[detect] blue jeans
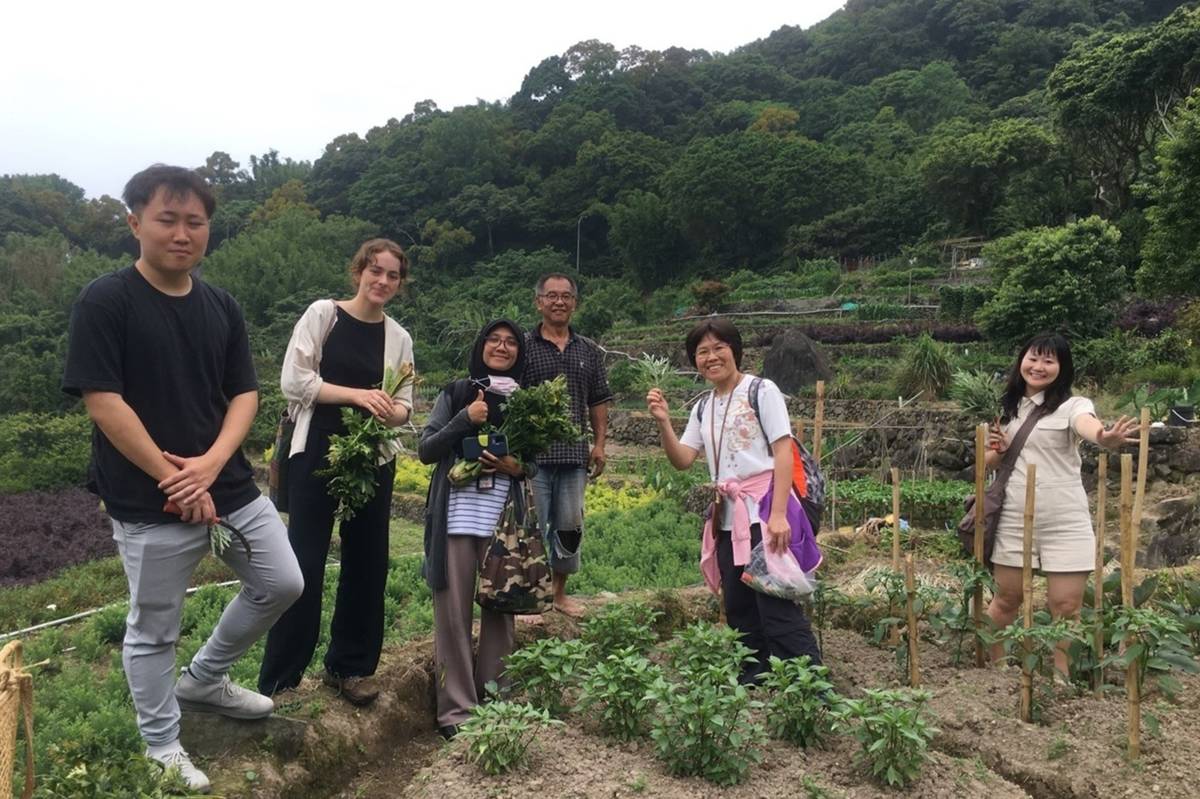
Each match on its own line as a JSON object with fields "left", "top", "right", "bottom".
{"left": 531, "top": 465, "right": 586, "bottom": 574}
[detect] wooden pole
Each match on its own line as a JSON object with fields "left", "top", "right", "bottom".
{"left": 1130, "top": 406, "right": 1151, "bottom": 538}
{"left": 905, "top": 553, "right": 921, "bottom": 688}
{"left": 1093, "top": 455, "right": 1107, "bottom": 696}
{"left": 974, "top": 423, "right": 988, "bottom": 667}
{"left": 1120, "top": 454, "right": 1140, "bottom": 759}
{"left": 813, "top": 380, "right": 826, "bottom": 463}
{"left": 1019, "top": 464, "right": 1036, "bottom": 724}
{"left": 891, "top": 467, "right": 902, "bottom": 572}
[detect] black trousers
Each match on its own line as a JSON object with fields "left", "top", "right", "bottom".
{"left": 716, "top": 525, "right": 822, "bottom": 684}
{"left": 258, "top": 426, "right": 395, "bottom": 695}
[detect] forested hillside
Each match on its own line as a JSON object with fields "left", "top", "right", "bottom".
{"left": 3, "top": 0, "right": 1200, "bottom": 491}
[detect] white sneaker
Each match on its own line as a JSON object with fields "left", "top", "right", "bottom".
{"left": 175, "top": 668, "right": 274, "bottom": 719}
{"left": 146, "top": 747, "right": 211, "bottom": 794}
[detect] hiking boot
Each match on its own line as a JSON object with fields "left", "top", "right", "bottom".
{"left": 322, "top": 669, "right": 379, "bottom": 706}
{"left": 175, "top": 668, "right": 274, "bottom": 719}
{"left": 146, "top": 746, "right": 211, "bottom": 794}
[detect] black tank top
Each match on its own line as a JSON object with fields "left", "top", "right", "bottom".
{"left": 312, "top": 307, "right": 385, "bottom": 433}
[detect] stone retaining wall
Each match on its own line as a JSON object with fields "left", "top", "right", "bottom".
{"left": 609, "top": 405, "right": 1200, "bottom": 486}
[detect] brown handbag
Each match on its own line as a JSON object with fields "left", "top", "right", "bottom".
{"left": 957, "top": 405, "right": 1047, "bottom": 566}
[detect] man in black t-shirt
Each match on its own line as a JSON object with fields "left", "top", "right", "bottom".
{"left": 62, "top": 165, "right": 303, "bottom": 793}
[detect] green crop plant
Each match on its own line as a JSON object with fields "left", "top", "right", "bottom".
{"left": 1102, "top": 605, "right": 1198, "bottom": 701}
{"left": 841, "top": 688, "right": 938, "bottom": 789}
{"left": 935, "top": 561, "right": 997, "bottom": 666}
{"left": 580, "top": 600, "right": 662, "bottom": 658}
{"left": 996, "top": 612, "right": 1086, "bottom": 722}
{"left": 663, "top": 622, "right": 757, "bottom": 685}
{"left": 646, "top": 674, "right": 765, "bottom": 786}
{"left": 457, "top": 700, "right": 562, "bottom": 775}
{"left": 757, "top": 655, "right": 845, "bottom": 748}
{"left": 502, "top": 638, "right": 592, "bottom": 717}
{"left": 577, "top": 646, "right": 662, "bottom": 740}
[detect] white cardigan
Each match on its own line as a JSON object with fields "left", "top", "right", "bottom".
{"left": 280, "top": 299, "right": 415, "bottom": 463}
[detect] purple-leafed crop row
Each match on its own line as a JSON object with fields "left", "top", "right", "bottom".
{"left": 0, "top": 488, "right": 114, "bottom": 587}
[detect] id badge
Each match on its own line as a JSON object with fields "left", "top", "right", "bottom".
{"left": 477, "top": 474, "right": 495, "bottom": 491}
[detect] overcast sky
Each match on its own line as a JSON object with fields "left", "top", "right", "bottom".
{"left": 2, "top": 1, "right": 845, "bottom": 200}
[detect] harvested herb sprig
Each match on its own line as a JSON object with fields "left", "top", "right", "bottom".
{"left": 322, "top": 363, "right": 417, "bottom": 522}
{"left": 449, "top": 375, "right": 579, "bottom": 485}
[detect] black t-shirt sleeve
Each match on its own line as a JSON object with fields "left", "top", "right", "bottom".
{"left": 62, "top": 290, "right": 126, "bottom": 397}
{"left": 221, "top": 296, "right": 258, "bottom": 397}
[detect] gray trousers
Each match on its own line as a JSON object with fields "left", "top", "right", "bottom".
{"left": 432, "top": 535, "right": 514, "bottom": 727}
{"left": 112, "top": 495, "right": 304, "bottom": 746}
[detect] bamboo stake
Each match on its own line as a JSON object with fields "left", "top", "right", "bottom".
{"left": 1094, "top": 455, "right": 1107, "bottom": 696}
{"left": 888, "top": 467, "right": 903, "bottom": 646}
{"left": 813, "top": 380, "right": 826, "bottom": 463}
{"left": 891, "top": 467, "right": 902, "bottom": 572}
{"left": 1130, "top": 406, "right": 1150, "bottom": 536}
{"left": 1120, "top": 454, "right": 1140, "bottom": 759}
{"left": 974, "top": 422, "right": 988, "bottom": 668}
{"left": 1019, "top": 464, "right": 1036, "bottom": 724}
{"left": 905, "top": 553, "right": 921, "bottom": 688}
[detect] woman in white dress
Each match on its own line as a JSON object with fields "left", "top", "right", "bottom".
{"left": 984, "top": 332, "right": 1139, "bottom": 675}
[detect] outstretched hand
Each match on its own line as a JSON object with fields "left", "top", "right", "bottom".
{"left": 1098, "top": 415, "right": 1141, "bottom": 450}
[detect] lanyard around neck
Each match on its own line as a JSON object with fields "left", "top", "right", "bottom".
{"left": 709, "top": 383, "right": 737, "bottom": 482}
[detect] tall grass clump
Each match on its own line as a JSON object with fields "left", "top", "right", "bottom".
{"left": 894, "top": 333, "right": 954, "bottom": 400}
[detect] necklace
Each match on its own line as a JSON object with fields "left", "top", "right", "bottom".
{"left": 708, "top": 380, "right": 737, "bottom": 518}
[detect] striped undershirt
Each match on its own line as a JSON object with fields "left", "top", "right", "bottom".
{"left": 446, "top": 474, "right": 511, "bottom": 537}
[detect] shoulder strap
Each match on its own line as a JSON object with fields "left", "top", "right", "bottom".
{"left": 747, "top": 377, "right": 769, "bottom": 443}
{"left": 696, "top": 391, "right": 711, "bottom": 424}
{"left": 993, "top": 405, "right": 1048, "bottom": 487}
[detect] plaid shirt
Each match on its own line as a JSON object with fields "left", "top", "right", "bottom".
{"left": 523, "top": 324, "right": 612, "bottom": 466}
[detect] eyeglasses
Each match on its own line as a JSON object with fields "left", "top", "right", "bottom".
{"left": 485, "top": 335, "right": 519, "bottom": 348}
{"left": 538, "top": 292, "right": 576, "bottom": 303}
{"left": 694, "top": 343, "right": 731, "bottom": 360}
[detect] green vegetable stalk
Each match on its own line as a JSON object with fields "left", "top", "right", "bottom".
{"left": 321, "top": 363, "right": 417, "bottom": 523}
{"left": 448, "top": 375, "right": 579, "bottom": 487}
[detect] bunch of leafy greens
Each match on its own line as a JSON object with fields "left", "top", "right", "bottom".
{"left": 449, "top": 374, "right": 578, "bottom": 485}
{"left": 321, "top": 363, "right": 417, "bottom": 522}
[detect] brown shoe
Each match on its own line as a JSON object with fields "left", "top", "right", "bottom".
{"left": 322, "top": 670, "right": 379, "bottom": 707}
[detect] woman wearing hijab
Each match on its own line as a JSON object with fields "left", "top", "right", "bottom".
{"left": 418, "top": 319, "right": 530, "bottom": 740}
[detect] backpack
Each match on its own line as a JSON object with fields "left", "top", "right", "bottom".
{"left": 696, "top": 377, "right": 826, "bottom": 533}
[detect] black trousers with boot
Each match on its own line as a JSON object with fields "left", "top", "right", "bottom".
{"left": 716, "top": 524, "right": 822, "bottom": 684}
{"left": 258, "top": 426, "right": 395, "bottom": 695}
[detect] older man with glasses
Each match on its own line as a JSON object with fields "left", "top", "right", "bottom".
{"left": 523, "top": 273, "right": 612, "bottom": 616}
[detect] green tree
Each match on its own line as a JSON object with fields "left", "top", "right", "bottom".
{"left": 1046, "top": 6, "right": 1200, "bottom": 212}
{"left": 661, "top": 131, "right": 865, "bottom": 266}
{"left": 976, "top": 216, "right": 1127, "bottom": 346}
{"left": 200, "top": 209, "right": 377, "bottom": 326}
{"left": 1137, "top": 91, "right": 1200, "bottom": 295}
{"left": 608, "top": 190, "right": 687, "bottom": 290}
{"left": 918, "top": 118, "right": 1063, "bottom": 235}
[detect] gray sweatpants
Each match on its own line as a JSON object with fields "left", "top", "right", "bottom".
{"left": 112, "top": 495, "right": 304, "bottom": 746}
